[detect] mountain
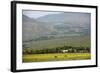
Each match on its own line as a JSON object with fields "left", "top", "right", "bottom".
{"left": 23, "top": 12, "right": 91, "bottom": 42}
{"left": 22, "top": 15, "right": 55, "bottom": 41}
{"left": 37, "top": 12, "right": 90, "bottom": 36}
{"left": 22, "top": 12, "right": 91, "bottom": 49}
{"left": 38, "top": 12, "right": 90, "bottom": 26}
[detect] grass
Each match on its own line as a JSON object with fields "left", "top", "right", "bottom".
{"left": 23, "top": 53, "right": 91, "bottom": 63}
{"left": 24, "top": 36, "right": 90, "bottom": 50}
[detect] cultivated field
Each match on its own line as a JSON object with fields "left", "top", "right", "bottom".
{"left": 23, "top": 53, "right": 91, "bottom": 63}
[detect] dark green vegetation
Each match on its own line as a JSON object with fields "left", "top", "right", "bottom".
{"left": 23, "top": 46, "right": 90, "bottom": 54}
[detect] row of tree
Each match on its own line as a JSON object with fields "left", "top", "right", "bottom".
{"left": 23, "top": 46, "right": 90, "bottom": 54}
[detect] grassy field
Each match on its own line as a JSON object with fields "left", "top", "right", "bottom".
{"left": 23, "top": 53, "right": 91, "bottom": 63}
{"left": 24, "top": 36, "right": 90, "bottom": 49}
{"left": 23, "top": 36, "right": 91, "bottom": 63}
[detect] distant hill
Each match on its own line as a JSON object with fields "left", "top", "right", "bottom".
{"left": 23, "top": 12, "right": 91, "bottom": 42}
{"left": 37, "top": 12, "right": 91, "bottom": 25}
{"left": 22, "top": 15, "right": 55, "bottom": 41}
{"left": 37, "top": 12, "right": 90, "bottom": 36}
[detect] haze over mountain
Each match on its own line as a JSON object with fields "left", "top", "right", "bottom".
{"left": 37, "top": 12, "right": 91, "bottom": 36}
{"left": 22, "top": 15, "right": 55, "bottom": 41}
{"left": 22, "top": 12, "right": 91, "bottom": 42}
{"left": 37, "top": 12, "right": 91, "bottom": 25}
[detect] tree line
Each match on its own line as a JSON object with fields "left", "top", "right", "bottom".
{"left": 23, "top": 46, "right": 90, "bottom": 54}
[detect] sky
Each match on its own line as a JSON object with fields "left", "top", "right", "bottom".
{"left": 22, "top": 10, "right": 61, "bottom": 19}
